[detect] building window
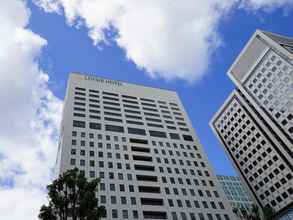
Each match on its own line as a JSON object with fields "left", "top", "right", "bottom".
{"left": 73, "top": 120, "right": 85, "bottom": 128}
{"left": 149, "top": 130, "right": 167, "bottom": 138}
{"left": 112, "top": 209, "right": 118, "bottom": 218}
{"left": 128, "top": 127, "right": 146, "bottom": 135}
{"left": 105, "top": 124, "right": 124, "bottom": 133}
{"left": 122, "top": 210, "right": 128, "bottom": 219}
{"left": 170, "top": 133, "right": 180, "bottom": 140}
{"left": 89, "top": 122, "right": 101, "bottom": 130}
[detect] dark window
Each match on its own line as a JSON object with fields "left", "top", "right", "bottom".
{"left": 143, "top": 107, "right": 158, "bottom": 112}
{"left": 104, "top": 111, "right": 122, "bottom": 117}
{"left": 102, "top": 91, "right": 118, "bottom": 97}
{"left": 89, "top": 122, "right": 101, "bottom": 130}
{"left": 141, "top": 198, "right": 163, "bottom": 206}
{"left": 145, "top": 117, "right": 161, "bottom": 122}
{"left": 136, "top": 175, "right": 158, "bottom": 182}
{"left": 147, "top": 123, "right": 163, "bottom": 128}
{"left": 138, "top": 186, "right": 160, "bottom": 193}
{"left": 144, "top": 112, "right": 160, "bottom": 117}
{"left": 89, "top": 99, "right": 99, "bottom": 103}
{"left": 73, "top": 120, "right": 85, "bottom": 128}
{"left": 89, "top": 115, "right": 100, "bottom": 120}
{"left": 130, "top": 138, "right": 148, "bottom": 144}
{"left": 74, "top": 96, "right": 85, "bottom": 101}
{"left": 125, "top": 114, "right": 142, "bottom": 119}
{"left": 104, "top": 117, "right": 123, "bottom": 123}
{"left": 89, "top": 104, "right": 99, "bottom": 108}
{"left": 170, "top": 133, "right": 180, "bottom": 140}
{"left": 89, "top": 89, "right": 99, "bottom": 93}
{"left": 133, "top": 155, "right": 152, "bottom": 162}
{"left": 131, "top": 146, "right": 150, "bottom": 153}
{"left": 141, "top": 102, "right": 156, "bottom": 107}
{"left": 73, "top": 113, "right": 85, "bottom": 117}
{"left": 140, "top": 98, "right": 155, "bottom": 102}
{"left": 74, "top": 101, "right": 85, "bottom": 106}
{"left": 134, "top": 164, "right": 155, "bottom": 171}
{"left": 89, "top": 94, "right": 99, "bottom": 98}
{"left": 75, "top": 92, "right": 85, "bottom": 96}
{"left": 122, "top": 95, "right": 137, "bottom": 99}
{"left": 126, "top": 120, "right": 144, "bottom": 125}
{"left": 183, "top": 135, "right": 193, "bottom": 141}
{"left": 128, "top": 127, "right": 146, "bottom": 135}
{"left": 75, "top": 87, "right": 86, "bottom": 91}
{"left": 89, "top": 109, "right": 100, "bottom": 114}
{"left": 104, "top": 106, "right": 120, "bottom": 111}
{"left": 103, "top": 101, "right": 120, "bottom": 106}
{"left": 149, "top": 130, "right": 167, "bottom": 138}
{"left": 105, "top": 124, "right": 124, "bottom": 133}
{"left": 143, "top": 211, "right": 167, "bottom": 219}
{"left": 125, "top": 109, "right": 141, "bottom": 114}
{"left": 122, "top": 99, "right": 138, "bottom": 104}
{"left": 103, "top": 96, "right": 119, "bottom": 101}
{"left": 124, "top": 104, "right": 139, "bottom": 109}
{"left": 74, "top": 107, "right": 85, "bottom": 112}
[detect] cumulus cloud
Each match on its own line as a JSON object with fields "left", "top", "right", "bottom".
{"left": 34, "top": 0, "right": 235, "bottom": 81}
{"left": 34, "top": 0, "right": 293, "bottom": 82}
{"left": 0, "top": 0, "right": 62, "bottom": 219}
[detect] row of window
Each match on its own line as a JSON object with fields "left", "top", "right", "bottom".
{"left": 98, "top": 194, "right": 225, "bottom": 210}
{"left": 75, "top": 87, "right": 179, "bottom": 109}
{"left": 103, "top": 209, "right": 231, "bottom": 220}
{"left": 72, "top": 120, "right": 193, "bottom": 141}
{"left": 71, "top": 142, "right": 201, "bottom": 158}
{"left": 70, "top": 157, "right": 210, "bottom": 177}
{"left": 72, "top": 130, "right": 197, "bottom": 150}
{"left": 70, "top": 150, "right": 205, "bottom": 169}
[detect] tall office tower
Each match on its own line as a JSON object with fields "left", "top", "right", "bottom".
{"left": 217, "top": 175, "right": 255, "bottom": 219}
{"left": 56, "top": 73, "right": 235, "bottom": 220}
{"left": 210, "top": 30, "right": 293, "bottom": 220}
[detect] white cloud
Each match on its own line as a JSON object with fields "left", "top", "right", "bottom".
{"left": 34, "top": 0, "right": 235, "bottom": 81}
{"left": 239, "top": 0, "right": 293, "bottom": 10}
{"left": 34, "top": 0, "right": 292, "bottom": 82}
{"left": 0, "top": 0, "right": 63, "bottom": 219}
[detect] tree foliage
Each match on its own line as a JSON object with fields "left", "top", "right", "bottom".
{"left": 39, "top": 168, "right": 105, "bottom": 220}
{"left": 233, "top": 204, "right": 275, "bottom": 220}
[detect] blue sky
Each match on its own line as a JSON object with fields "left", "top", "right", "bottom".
{"left": 0, "top": 0, "right": 293, "bottom": 219}
{"left": 27, "top": 1, "right": 293, "bottom": 175}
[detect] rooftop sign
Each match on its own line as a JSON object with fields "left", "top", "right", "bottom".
{"left": 84, "top": 75, "right": 123, "bottom": 86}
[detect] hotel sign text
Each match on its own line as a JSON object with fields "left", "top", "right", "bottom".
{"left": 84, "top": 76, "right": 123, "bottom": 86}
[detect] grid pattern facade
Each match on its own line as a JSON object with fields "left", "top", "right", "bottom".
{"left": 243, "top": 48, "right": 293, "bottom": 147}
{"left": 212, "top": 92, "right": 293, "bottom": 212}
{"left": 217, "top": 175, "right": 254, "bottom": 213}
{"left": 57, "top": 73, "right": 235, "bottom": 220}
{"left": 211, "top": 30, "right": 293, "bottom": 218}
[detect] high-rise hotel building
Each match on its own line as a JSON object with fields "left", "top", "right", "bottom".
{"left": 210, "top": 30, "right": 293, "bottom": 219}
{"left": 56, "top": 73, "right": 235, "bottom": 220}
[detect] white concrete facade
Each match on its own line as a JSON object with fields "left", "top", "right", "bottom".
{"left": 57, "top": 73, "right": 235, "bottom": 220}
{"left": 210, "top": 30, "right": 293, "bottom": 219}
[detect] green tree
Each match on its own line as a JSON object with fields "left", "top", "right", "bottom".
{"left": 38, "top": 168, "right": 106, "bottom": 220}
{"left": 262, "top": 205, "right": 275, "bottom": 220}
{"left": 248, "top": 205, "right": 261, "bottom": 220}
{"left": 246, "top": 204, "right": 275, "bottom": 220}
{"left": 233, "top": 207, "right": 249, "bottom": 220}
